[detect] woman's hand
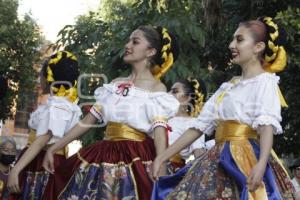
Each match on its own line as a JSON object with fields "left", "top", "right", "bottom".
{"left": 7, "top": 168, "right": 21, "bottom": 193}
{"left": 42, "top": 150, "right": 55, "bottom": 174}
{"left": 247, "top": 161, "right": 267, "bottom": 192}
{"left": 152, "top": 155, "right": 164, "bottom": 181}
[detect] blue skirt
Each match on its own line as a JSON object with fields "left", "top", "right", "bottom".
{"left": 154, "top": 140, "right": 295, "bottom": 200}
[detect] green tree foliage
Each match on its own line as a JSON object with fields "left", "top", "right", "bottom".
{"left": 54, "top": 0, "right": 300, "bottom": 154}
{"left": 274, "top": 7, "right": 300, "bottom": 156}
{"left": 0, "top": 0, "right": 44, "bottom": 121}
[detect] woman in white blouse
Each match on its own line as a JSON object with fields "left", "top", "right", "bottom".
{"left": 153, "top": 17, "right": 296, "bottom": 199}
{"left": 7, "top": 51, "right": 82, "bottom": 200}
{"left": 42, "top": 26, "right": 180, "bottom": 200}
{"left": 152, "top": 78, "right": 215, "bottom": 200}
{"left": 167, "top": 78, "right": 214, "bottom": 172}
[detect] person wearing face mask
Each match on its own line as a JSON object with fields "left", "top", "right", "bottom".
{"left": 41, "top": 25, "right": 180, "bottom": 200}
{"left": 0, "top": 137, "right": 17, "bottom": 200}
{"left": 152, "top": 17, "right": 296, "bottom": 199}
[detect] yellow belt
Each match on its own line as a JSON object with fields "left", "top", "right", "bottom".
{"left": 216, "top": 121, "right": 268, "bottom": 199}
{"left": 104, "top": 122, "right": 146, "bottom": 141}
{"left": 215, "top": 120, "right": 258, "bottom": 144}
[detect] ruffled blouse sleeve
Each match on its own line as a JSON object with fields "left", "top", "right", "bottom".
{"left": 89, "top": 84, "right": 113, "bottom": 124}
{"left": 33, "top": 96, "right": 82, "bottom": 138}
{"left": 186, "top": 83, "right": 227, "bottom": 136}
{"left": 251, "top": 74, "right": 282, "bottom": 134}
{"left": 146, "top": 93, "right": 180, "bottom": 131}
{"left": 28, "top": 104, "right": 47, "bottom": 129}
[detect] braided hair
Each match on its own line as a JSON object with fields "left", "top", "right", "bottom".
{"left": 41, "top": 51, "right": 79, "bottom": 102}
{"left": 178, "top": 78, "right": 206, "bottom": 117}
{"left": 137, "top": 26, "right": 179, "bottom": 79}
{"left": 0, "top": 75, "right": 8, "bottom": 100}
{"left": 239, "top": 17, "right": 287, "bottom": 73}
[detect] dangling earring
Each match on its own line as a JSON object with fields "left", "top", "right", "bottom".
{"left": 145, "top": 59, "right": 151, "bottom": 69}
{"left": 181, "top": 105, "right": 189, "bottom": 113}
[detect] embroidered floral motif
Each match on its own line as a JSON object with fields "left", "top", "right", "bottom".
{"left": 59, "top": 162, "right": 152, "bottom": 200}
{"left": 167, "top": 143, "right": 295, "bottom": 200}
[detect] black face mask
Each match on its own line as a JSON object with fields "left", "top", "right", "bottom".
{"left": 0, "top": 154, "right": 16, "bottom": 166}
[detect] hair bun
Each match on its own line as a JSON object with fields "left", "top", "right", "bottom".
{"left": 47, "top": 51, "right": 79, "bottom": 86}
{"left": 46, "top": 51, "right": 79, "bottom": 102}
{"left": 258, "top": 17, "right": 287, "bottom": 73}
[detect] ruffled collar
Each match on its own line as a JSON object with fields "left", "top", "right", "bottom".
{"left": 221, "top": 72, "right": 279, "bottom": 90}
{"left": 170, "top": 116, "right": 196, "bottom": 121}
{"left": 102, "top": 82, "right": 171, "bottom": 98}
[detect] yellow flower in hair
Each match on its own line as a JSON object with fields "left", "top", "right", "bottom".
{"left": 51, "top": 81, "right": 78, "bottom": 103}
{"left": 52, "top": 85, "right": 67, "bottom": 96}
{"left": 67, "top": 86, "right": 78, "bottom": 103}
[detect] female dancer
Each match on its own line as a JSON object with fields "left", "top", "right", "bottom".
{"left": 167, "top": 78, "right": 214, "bottom": 172}
{"left": 42, "top": 26, "right": 179, "bottom": 200}
{"left": 7, "top": 51, "right": 82, "bottom": 199}
{"left": 152, "top": 78, "right": 215, "bottom": 200}
{"left": 153, "top": 17, "right": 296, "bottom": 199}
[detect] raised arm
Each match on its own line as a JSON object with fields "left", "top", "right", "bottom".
{"left": 153, "top": 128, "right": 202, "bottom": 179}
{"left": 7, "top": 133, "right": 52, "bottom": 193}
{"left": 42, "top": 112, "right": 97, "bottom": 173}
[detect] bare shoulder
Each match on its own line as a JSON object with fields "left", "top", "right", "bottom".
{"left": 111, "top": 77, "right": 130, "bottom": 84}
{"left": 151, "top": 81, "right": 167, "bottom": 92}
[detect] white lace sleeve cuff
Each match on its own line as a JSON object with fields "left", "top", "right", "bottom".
{"left": 90, "top": 104, "right": 105, "bottom": 123}
{"left": 150, "top": 116, "right": 168, "bottom": 131}
{"left": 252, "top": 115, "right": 283, "bottom": 135}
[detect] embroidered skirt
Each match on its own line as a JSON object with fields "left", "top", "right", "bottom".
{"left": 42, "top": 136, "right": 156, "bottom": 200}
{"left": 9, "top": 149, "right": 66, "bottom": 200}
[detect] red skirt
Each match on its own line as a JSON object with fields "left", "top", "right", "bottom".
{"left": 9, "top": 148, "right": 66, "bottom": 200}
{"left": 43, "top": 136, "right": 156, "bottom": 200}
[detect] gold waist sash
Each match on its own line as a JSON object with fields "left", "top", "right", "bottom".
{"left": 216, "top": 120, "right": 268, "bottom": 199}
{"left": 215, "top": 120, "right": 257, "bottom": 144}
{"left": 104, "top": 122, "right": 146, "bottom": 142}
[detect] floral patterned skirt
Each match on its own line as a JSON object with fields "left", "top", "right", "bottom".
{"left": 166, "top": 140, "right": 295, "bottom": 200}
{"left": 9, "top": 149, "right": 66, "bottom": 200}
{"left": 42, "top": 137, "right": 156, "bottom": 200}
